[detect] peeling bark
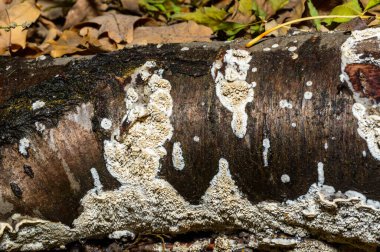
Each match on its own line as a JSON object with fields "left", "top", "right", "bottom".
{"left": 0, "top": 29, "right": 379, "bottom": 251}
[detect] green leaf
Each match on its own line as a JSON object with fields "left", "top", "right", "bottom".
{"left": 364, "top": 0, "right": 380, "bottom": 11}
{"left": 249, "top": 24, "right": 263, "bottom": 34}
{"left": 269, "top": 0, "right": 289, "bottom": 12}
{"left": 217, "top": 22, "right": 248, "bottom": 39}
{"left": 138, "top": 0, "right": 181, "bottom": 19}
{"left": 252, "top": 1, "right": 267, "bottom": 19}
{"left": 307, "top": 0, "right": 321, "bottom": 30}
{"left": 323, "top": 0, "right": 362, "bottom": 25}
{"left": 173, "top": 6, "right": 227, "bottom": 31}
{"left": 239, "top": 0, "right": 253, "bottom": 16}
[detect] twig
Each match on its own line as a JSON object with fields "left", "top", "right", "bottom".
{"left": 245, "top": 15, "right": 376, "bottom": 47}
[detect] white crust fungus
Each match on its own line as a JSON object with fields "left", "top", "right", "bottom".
{"left": 262, "top": 138, "right": 270, "bottom": 167}
{"left": 281, "top": 174, "right": 290, "bottom": 183}
{"left": 18, "top": 138, "right": 30, "bottom": 156}
{"left": 172, "top": 142, "right": 185, "bottom": 170}
{"left": 352, "top": 103, "right": 380, "bottom": 160}
{"left": 288, "top": 46, "right": 297, "bottom": 52}
{"left": 32, "top": 100, "right": 45, "bottom": 110}
{"left": 304, "top": 91, "right": 313, "bottom": 100}
{"left": 35, "top": 122, "right": 46, "bottom": 133}
{"left": 317, "top": 162, "right": 324, "bottom": 186}
{"left": 279, "top": 99, "right": 293, "bottom": 109}
{"left": 100, "top": 118, "right": 112, "bottom": 130}
{"left": 90, "top": 168, "right": 103, "bottom": 194}
{"left": 212, "top": 49, "right": 253, "bottom": 138}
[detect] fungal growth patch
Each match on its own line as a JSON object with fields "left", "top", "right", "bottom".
{"left": 317, "top": 162, "right": 324, "bottom": 186}
{"left": 100, "top": 118, "right": 112, "bottom": 130}
{"left": 172, "top": 142, "right": 185, "bottom": 170}
{"left": 90, "top": 168, "right": 103, "bottom": 194}
{"left": 352, "top": 103, "right": 380, "bottom": 160}
{"left": 262, "top": 138, "right": 270, "bottom": 167}
{"left": 304, "top": 91, "right": 313, "bottom": 100}
{"left": 341, "top": 28, "right": 380, "bottom": 160}
{"left": 281, "top": 174, "right": 290, "bottom": 183}
{"left": 288, "top": 46, "right": 297, "bottom": 52}
{"left": 212, "top": 49, "right": 254, "bottom": 138}
{"left": 18, "top": 138, "right": 30, "bottom": 156}
{"left": 102, "top": 61, "right": 173, "bottom": 183}
{"left": 35, "top": 122, "right": 46, "bottom": 132}
{"left": 32, "top": 100, "right": 45, "bottom": 110}
{"left": 279, "top": 99, "right": 293, "bottom": 109}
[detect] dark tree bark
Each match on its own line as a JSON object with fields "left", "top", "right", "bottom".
{"left": 0, "top": 29, "right": 379, "bottom": 251}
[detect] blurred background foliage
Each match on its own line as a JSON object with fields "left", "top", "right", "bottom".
{"left": 0, "top": 0, "right": 379, "bottom": 57}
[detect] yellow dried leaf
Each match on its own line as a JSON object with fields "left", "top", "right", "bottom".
{"left": 49, "top": 30, "right": 87, "bottom": 58}
{"left": 0, "top": 1, "right": 40, "bottom": 52}
{"left": 97, "top": 36, "right": 117, "bottom": 51}
{"left": 132, "top": 21, "right": 212, "bottom": 44}
{"left": 80, "top": 27, "right": 101, "bottom": 46}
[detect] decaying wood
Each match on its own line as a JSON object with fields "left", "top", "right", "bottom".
{"left": 0, "top": 28, "right": 379, "bottom": 251}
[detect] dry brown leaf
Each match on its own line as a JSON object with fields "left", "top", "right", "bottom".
{"left": 265, "top": 19, "right": 288, "bottom": 36}
{"left": 37, "top": 0, "right": 65, "bottom": 20}
{"left": 226, "top": 13, "right": 256, "bottom": 24}
{"left": 81, "top": 27, "right": 118, "bottom": 51}
{"left": 49, "top": 30, "right": 87, "bottom": 58}
{"left": 368, "top": 18, "right": 380, "bottom": 27}
{"left": 335, "top": 17, "right": 370, "bottom": 31}
{"left": 96, "top": 36, "right": 117, "bottom": 51}
{"left": 254, "top": 0, "right": 281, "bottom": 18}
{"left": 0, "top": 1, "right": 40, "bottom": 53}
{"left": 78, "top": 13, "right": 141, "bottom": 44}
{"left": 276, "top": 0, "right": 306, "bottom": 24}
{"left": 120, "top": 0, "right": 141, "bottom": 14}
{"left": 79, "top": 26, "right": 101, "bottom": 46}
{"left": 38, "top": 17, "right": 61, "bottom": 51}
{"left": 214, "top": 0, "right": 234, "bottom": 9}
{"left": 360, "top": 0, "right": 380, "bottom": 15}
{"left": 0, "top": 1, "right": 5, "bottom": 13}
{"left": 63, "top": 0, "right": 99, "bottom": 29}
{"left": 0, "top": 36, "right": 8, "bottom": 55}
{"left": 132, "top": 21, "right": 212, "bottom": 44}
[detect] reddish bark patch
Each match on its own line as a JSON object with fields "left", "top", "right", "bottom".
{"left": 345, "top": 63, "right": 380, "bottom": 103}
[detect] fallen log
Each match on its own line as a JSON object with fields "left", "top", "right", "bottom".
{"left": 0, "top": 28, "right": 379, "bottom": 251}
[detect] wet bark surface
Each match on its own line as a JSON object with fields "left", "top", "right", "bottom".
{"left": 0, "top": 31, "right": 379, "bottom": 230}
